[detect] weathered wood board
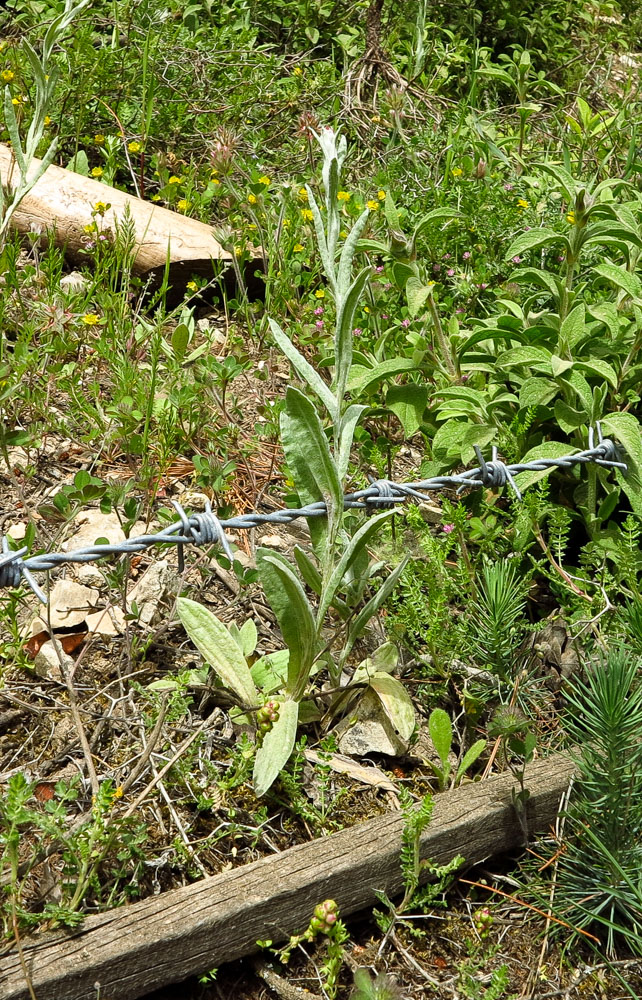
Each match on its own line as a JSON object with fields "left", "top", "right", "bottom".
{"left": 0, "top": 143, "right": 261, "bottom": 289}
{"left": 0, "top": 753, "right": 575, "bottom": 1000}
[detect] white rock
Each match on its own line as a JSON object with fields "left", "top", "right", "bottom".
{"left": 33, "top": 639, "right": 73, "bottom": 682}
{"left": 127, "top": 560, "right": 179, "bottom": 626}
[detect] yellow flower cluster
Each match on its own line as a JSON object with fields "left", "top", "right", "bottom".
{"left": 451, "top": 167, "right": 463, "bottom": 178}
{"left": 517, "top": 198, "right": 529, "bottom": 209}
{"left": 301, "top": 208, "right": 314, "bottom": 221}
{"left": 337, "top": 191, "right": 351, "bottom": 201}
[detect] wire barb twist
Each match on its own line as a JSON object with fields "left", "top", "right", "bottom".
{"left": 0, "top": 425, "right": 628, "bottom": 605}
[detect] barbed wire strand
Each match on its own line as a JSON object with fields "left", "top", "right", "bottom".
{"left": 0, "top": 426, "right": 627, "bottom": 605}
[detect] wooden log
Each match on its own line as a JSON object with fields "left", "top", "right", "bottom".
{"left": 0, "top": 753, "right": 574, "bottom": 1000}
{"left": 0, "top": 143, "right": 262, "bottom": 291}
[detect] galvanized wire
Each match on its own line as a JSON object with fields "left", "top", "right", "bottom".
{"left": 0, "top": 425, "right": 627, "bottom": 605}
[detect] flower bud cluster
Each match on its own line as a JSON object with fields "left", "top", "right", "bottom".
{"left": 305, "top": 899, "right": 339, "bottom": 939}
{"left": 474, "top": 906, "right": 493, "bottom": 939}
{"left": 256, "top": 699, "right": 280, "bottom": 738}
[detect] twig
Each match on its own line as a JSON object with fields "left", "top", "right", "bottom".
{"left": 252, "top": 957, "right": 323, "bottom": 1000}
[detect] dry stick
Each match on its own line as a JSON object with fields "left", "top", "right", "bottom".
{"left": 121, "top": 707, "right": 220, "bottom": 822}
{"left": 119, "top": 695, "right": 169, "bottom": 795}
{"left": 251, "top": 958, "right": 323, "bottom": 1000}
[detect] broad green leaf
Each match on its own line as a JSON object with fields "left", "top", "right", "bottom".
{"left": 353, "top": 642, "right": 399, "bottom": 684}
{"left": 554, "top": 399, "right": 587, "bottom": 434}
{"left": 177, "top": 598, "right": 257, "bottom": 706}
{"left": 513, "top": 267, "right": 561, "bottom": 298}
{"left": 601, "top": 412, "right": 642, "bottom": 471}
{"left": 238, "top": 619, "right": 258, "bottom": 657}
{"left": 559, "top": 369, "right": 593, "bottom": 412}
{"left": 405, "top": 276, "right": 432, "bottom": 317}
{"left": 584, "top": 221, "right": 642, "bottom": 250}
{"left": 458, "top": 327, "right": 527, "bottom": 357}
{"left": 551, "top": 355, "right": 574, "bottom": 377}
{"left": 455, "top": 740, "right": 487, "bottom": 784}
{"left": 346, "top": 357, "right": 417, "bottom": 396}
{"left": 536, "top": 162, "right": 578, "bottom": 202}
{"left": 251, "top": 649, "right": 290, "bottom": 693}
{"left": 505, "top": 229, "right": 569, "bottom": 261}
{"left": 386, "top": 383, "right": 428, "bottom": 437}
{"left": 171, "top": 323, "right": 190, "bottom": 359}
{"left": 257, "top": 549, "right": 316, "bottom": 697}
{"left": 519, "top": 377, "right": 558, "bottom": 408}
{"left": 370, "top": 674, "right": 415, "bottom": 742}
{"left": 318, "top": 510, "right": 394, "bottom": 623}
{"left": 513, "top": 441, "right": 577, "bottom": 492}
{"left": 428, "top": 708, "right": 452, "bottom": 768}
{"left": 575, "top": 359, "right": 618, "bottom": 388}
{"left": 280, "top": 386, "right": 342, "bottom": 527}
{"left": 497, "top": 345, "right": 552, "bottom": 368}
{"left": 412, "top": 207, "right": 460, "bottom": 244}
{"left": 593, "top": 261, "right": 642, "bottom": 302}
{"left": 384, "top": 191, "right": 402, "bottom": 231}
{"left": 253, "top": 700, "right": 299, "bottom": 796}
{"left": 558, "top": 303, "right": 585, "bottom": 352}
{"left": 268, "top": 318, "right": 337, "bottom": 420}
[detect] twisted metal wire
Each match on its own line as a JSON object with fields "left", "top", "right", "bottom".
{"left": 0, "top": 427, "right": 627, "bottom": 605}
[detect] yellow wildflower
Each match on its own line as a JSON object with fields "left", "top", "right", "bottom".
{"left": 210, "top": 177, "right": 220, "bottom": 185}
{"left": 44, "top": 115, "right": 52, "bottom": 126}
{"left": 187, "top": 281, "right": 198, "bottom": 292}
{"left": 337, "top": 191, "right": 351, "bottom": 201}
{"left": 234, "top": 246, "right": 244, "bottom": 256}
{"left": 315, "top": 289, "right": 325, "bottom": 299}
{"left": 94, "top": 134, "right": 105, "bottom": 145}
{"left": 293, "top": 66, "right": 303, "bottom": 76}
{"left": 114, "top": 786, "right": 123, "bottom": 799}
{"left": 451, "top": 167, "right": 463, "bottom": 177}
{"left": 248, "top": 193, "right": 257, "bottom": 204}
{"left": 293, "top": 244, "right": 305, "bottom": 252}
{"left": 377, "top": 189, "right": 386, "bottom": 200}
{"left": 128, "top": 141, "right": 141, "bottom": 153}
{"left": 93, "top": 201, "right": 108, "bottom": 214}
{"left": 340, "top": 229, "right": 348, "bottom": 238}
{"left": 367, "top": 200, "right": 379, "bottom": 210}
{"left": 83, "top": 223, "right": 97, "bottom": 234}
{"left": 371, "top": 115, "right": 381, "bottom": 123}
{"left": 258, "top": 175, "right": 270, "bottom": 186}
{"left": 82, "top": 313, "right": 100, "bottom": 325}
{"left": 363, "top": 305, "right": 370, "bottom": 313}
{"left": 91, "top": 167, "right": 103, "bottom": 178}
{"left": 301, "top": 208, "right": 313, "bottom": 221}
{"left": 517, "top": 198, "right": 529, "bottom": 209}
{"left": 168, "top": 175, "right": 182, "bottom": 185}
{"left": 299, "top": 187, "right": 308, "bottom": 200}
{"left": 1, "top": 69, "right": 14, "bottom": 83}
{"left": 177, "top": 199, "right": 191, "bottom": 211}
{"left": 151, "top": 194, "right": 161, "bottom": 202}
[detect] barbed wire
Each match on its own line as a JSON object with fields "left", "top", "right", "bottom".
{"left": 0, "top": 425, "right": 627, "bottom": 605}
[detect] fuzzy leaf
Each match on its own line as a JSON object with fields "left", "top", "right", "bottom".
{"left": 257, "top": 548, "right": 316, "bottom": 697}
{"left": 455, "top": 740, "right": 487, "bottom": 785}
{"left": 428, "top": 708, "right": 452, "bottom": 768}
{"left": 318, "top": 510, "right": 394, "bottom": 624}
{"left": 386, "top": 383, "right": 428, "bottom": 437}
{"left": 593, "top": 261, "right": 642, "bottom": 302}
{"left": 177, "top": 598, "right": 257, "bottom": 706}
{"left": 253, "top": 700, "right": 299, "bottom": 796}
{"left": 268, "top": 318, "right": 337, "bottom": 420}
{"left": 370, "top": 674, "right": 415, "bottom": 742}
{"left": 505, "top": 228, "right": 569, "bottom": 261}
{"left": 513, "top": 441, "right": 576, "bottom": 492}
{"left": 346, "top": 357, "right": 417, "bottom": 396}
{"left": 280, "top": 386, "right": 343, "bottom": 529}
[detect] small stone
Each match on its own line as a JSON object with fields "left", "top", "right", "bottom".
{"left": 258, "top": 534, "right": 288, "bottom": 550}
{"left": 33, "top": 639, "right": 73, "bottom": 681}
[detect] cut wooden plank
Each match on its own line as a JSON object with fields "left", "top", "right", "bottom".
{"left": 0, "top": 143, "right": 262, "bottom": 289}
{"left": 0, "top": 753, "right": 574, "bottom": 1000}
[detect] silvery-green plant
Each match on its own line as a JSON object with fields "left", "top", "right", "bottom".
{"left": 0, "top": 0, "right": 91, "bottom": 247}
{"left": 178, "top": 128, "right": 411, "bottom": 796}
